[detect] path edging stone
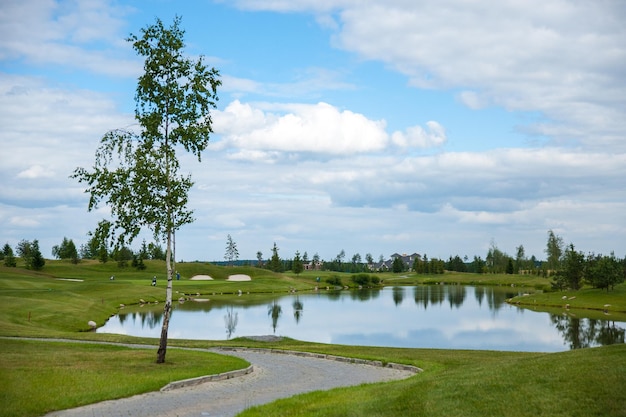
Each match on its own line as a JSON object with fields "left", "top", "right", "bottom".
{"left": 161, "top": 365, "right": 254, "bottom": 391}
{"left": 217, "top": 347, "right": 423, "bottom": 374}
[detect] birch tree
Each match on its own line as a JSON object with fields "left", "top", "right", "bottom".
{"left": 73, "top": 16, "right": 220, "bottom": 363}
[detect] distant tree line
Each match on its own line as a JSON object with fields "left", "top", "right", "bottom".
{"left": 1, "top": 230, "right": 167, "bottom": 271}
{"left": 4, "top": 229, "right": 624, "bottom": 293}
{"left": 236, "top": 230, "right": 625, "bottom": 292}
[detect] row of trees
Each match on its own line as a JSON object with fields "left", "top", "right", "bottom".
{"left": 1, "top": 240, "right": 45, "bottom": 270}
{"left": 223, "top": 230, "right": 624, "bottom": 292}
{"left": 553, "top": 244, "right": 624, "bottom": 292}
{"left": 1, "top": 235, "right": 168, "bottom": 270}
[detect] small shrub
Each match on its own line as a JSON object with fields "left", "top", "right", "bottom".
{"left": 351, "top": 273, "right": 381, "bottom": 286}
{"left": 326, "top": 275, "right": 343, "bottom": 286}
{"left": 351, "top": 273, "right": 371, "bottom": 286}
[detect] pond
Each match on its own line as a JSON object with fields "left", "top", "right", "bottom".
{"left": 97, "top": 285, "right": 626, "bottom": 352}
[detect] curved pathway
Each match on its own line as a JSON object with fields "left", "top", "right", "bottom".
{"left": 45, "top": 347, "right": 417, "bottom": 417}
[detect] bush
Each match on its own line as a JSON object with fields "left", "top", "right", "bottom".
{"left": 325, "top": 275, "right": 343, "bottom": 287}
{"left": 350, "top": 273, "right": 381, "bottom": 286}
{"left": 351, "top": 273, "right": 370, "bottom": 286}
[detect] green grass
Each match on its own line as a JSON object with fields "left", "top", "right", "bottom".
{"left": 1, "top": 261, "right": 626, "bottom": 417}
{"left": 0, "top": 338, "right": 248, "bottom": 417}
{"left": 236, "top": 343, "right": 626, "bottom": 417}
{"left": 510, "top": 284, "right": 626, "bottom": 315}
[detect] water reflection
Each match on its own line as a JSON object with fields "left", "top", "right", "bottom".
{"left": 392, "top": 287, "right": 404, "bottom": 306}
{"left": 268, "top": 300, "right": 282, "bottom": 333}
{"left": 293, "top": 296, "right": 304, "bottom": 323}
{"left": 550, "top": 313, "right": 625, "bottom": 349}
{"left": 99, "top": 286, "right": 626, "bottom": 352}
{"left": 224, "top": 306, "right": 238, "bottom": 339}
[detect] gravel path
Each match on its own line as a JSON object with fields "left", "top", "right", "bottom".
{"left": 44, "top": 347, "right": 417, "bottom": 417}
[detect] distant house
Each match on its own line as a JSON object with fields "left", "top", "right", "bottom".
{"left": 372, "top": 252, "right": 421, "bottom": 271}
{"left": 304, "top": 260, "right": 322, "bottom": 271}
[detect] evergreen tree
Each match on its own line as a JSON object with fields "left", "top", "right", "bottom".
{"left": 30, "top": 240, "right": 45, "bottom": 271}
{"left": 506, "top": 258, "right": 514, "bottom": 274}
{"left": 269, "top": 242, "right": 282, "bottom": 272}
{"left": 293, "top": 251, "right": 304, "bottom": 275}
{"left": 3, "top": 243, "right": 17, "bottom": 267}
{"left": 392, "top": 256, "right": 404, "bottom": 273}
{"left": 52, "top": 237, "right": 79, "bottom": 263}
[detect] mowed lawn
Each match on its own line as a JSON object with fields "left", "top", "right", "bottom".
{"left": 1, "top": 260, "right": 626, "bottom": 417}
{"left": 0, "top": 338, "right": 249, "bottom": 417}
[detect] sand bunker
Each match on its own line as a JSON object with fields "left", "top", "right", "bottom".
{"left": 190, "top": 275, "right": 213, "bottom": 280}
{"left": 227, "top": 274, "right": 252, "bottom": 281}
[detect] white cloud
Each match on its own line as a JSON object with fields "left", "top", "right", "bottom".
{"left": 0, "top": 73, "right": 133, "bottom": 211}
{"left": 213, "top": 100, "right": 389, "bottom": 156}
{"left": 212, "top": 100, "right": 448, "bottom": 159}
{"left": 0, "top": 0, "right": 139, "bottom": 77}
{"left": 336, "top": 1, "right": 626, "bottom": 149}
{"left": 391, "top": 121, "right": 446, "bottom": 148}
{"left": 231, "top": 0, "right": 626, "bottom": 150}
{"left": 16, "top": 165, "right": 54, "bottom": 179}
{"left": 9, "top": 215, "right": 41, "bottom": 228}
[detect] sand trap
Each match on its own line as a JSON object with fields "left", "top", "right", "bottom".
{"left": 56, "top": 278, "right": 84, "bottom": 282}
{"left": 227, "top": 274, "right": 252, "bottom": 281}
{"left": 190, "top": 275, "right": 213, "bottom": 280}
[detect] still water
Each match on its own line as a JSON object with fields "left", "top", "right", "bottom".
{"left": 97, "top": 285, "right": 625, "bottom": 352}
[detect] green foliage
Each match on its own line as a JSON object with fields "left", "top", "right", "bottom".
{"left": 413, "top": 255, "right": 445, "bottom": 274}
{"left": 52, "top": 237, "right": 79, "bottom": 264}
{"left": 446, "top": 255, "right": 467, "bottom": 272}
{"left": 72, "top": 15, "right": 220, "bottom": 362}
{"left": 292, "top": 250, "right": 304, "bottom": 275}
{"left": 72, "top": 15, "right": 220, "bottom": 250}
{"left": 350, "top": 273, "right": 380, "bottom": 286}
{"left": 16, "top": 239, "right": 45, "bottom": 270}
{"left": 556, "top": 244, "right": 584, "bottom": 290}
{"left": 545, "top": 229, "right": 564, "bottom": 272}
{"left": 585, "top": 252, "right": 624, "bottom": 291}
{"left": 325, "top": 275, "right": 343, "bottom": 287}
{"left": 30, "top": 240, "right": 45, "bottom": 271}
{"left": 3, "top": 243, "right": 16, "bottom": 267}
{"left": 132, "top": 254, "right": 147, "bottom": 270}
{"left": 392, "top": 256, "right": 405, "bottom": 273}
{"left": 112, "top": 246, "right": 134, "bottom": 268}
{"left": 224, "top": 234, "right": 239, "bottom": 266}
{"left": 486, "top": 241, "right": 513, "bottom": 273}
{"left": 268, "top": 242, "right": 282, "bottom": 272}
{"left": 506, "top": 258, "right": 514, "bottom": 274}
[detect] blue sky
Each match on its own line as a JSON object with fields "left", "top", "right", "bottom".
{"left": 1, "top": 0, "right": 625, "bottom": 263}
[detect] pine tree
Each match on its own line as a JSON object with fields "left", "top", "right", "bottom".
{"left": 293, "top": 251, "right": 304, "bottom": 275}
{"left": 269, "top": 243, "right": 282, "bottom": 272}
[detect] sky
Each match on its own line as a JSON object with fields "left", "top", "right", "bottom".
{"left": 1, "top": 0, "right": 625, "bottom": 264}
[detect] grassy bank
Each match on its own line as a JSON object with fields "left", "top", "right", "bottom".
{"left": 509, "top": 284, "right": 626, "bottom": 314}
{"left": 237, "top": 343, "right": 626, "bottom": 417}
{"left": 0, "top": 338, "right": 248, "bottom": 417}
{"left": 1, "top": 261, "right": 625, "bottom": 417}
